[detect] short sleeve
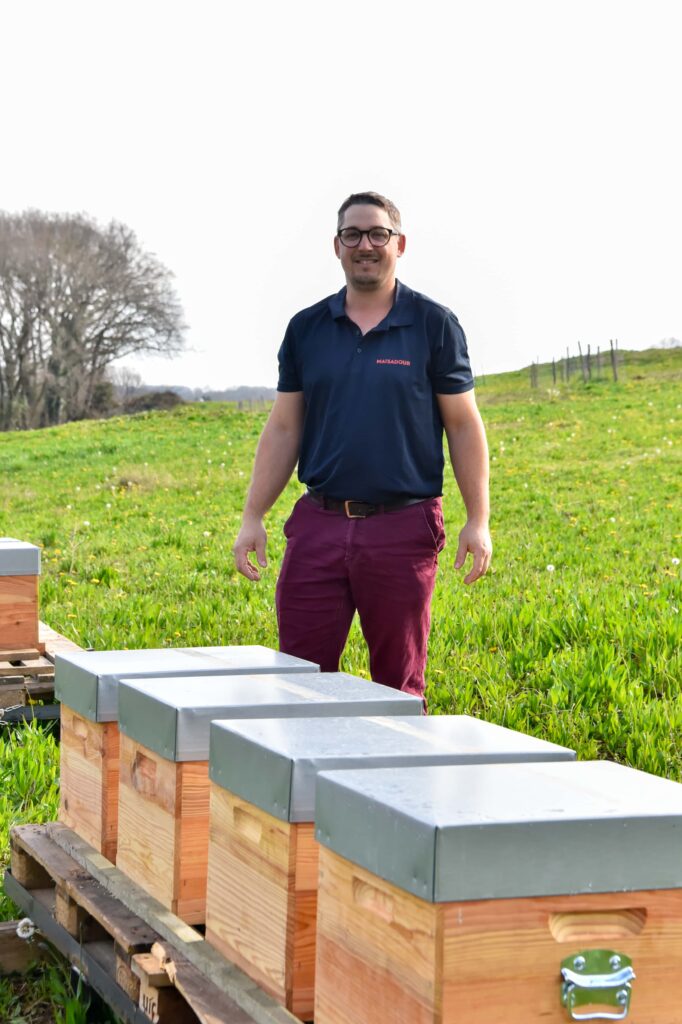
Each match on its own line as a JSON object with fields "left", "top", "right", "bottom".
{"left": 277, "top": 321, "right": 302, "bottom": 392}
{"left": 430, "top": 313, "right": 475, "bottom": 394}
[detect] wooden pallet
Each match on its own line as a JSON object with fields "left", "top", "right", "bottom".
{"left": 0, "top": 622, "right": 82, "bottom": 720}
{"left": 6, "top": 823, "right": 300, "bottom": 1024}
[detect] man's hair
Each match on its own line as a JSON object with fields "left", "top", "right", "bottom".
{"left": 337, "top": 192, "right": 402, "bottom": 232}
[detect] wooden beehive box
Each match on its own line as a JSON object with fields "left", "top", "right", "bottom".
{"left": 55, "top": 645, "right": 319, "bottom": 862}
{"left": 313, "top": 760, "right": 682, "bottom": 1024}
{"left": 115, "top": 674, "right": 422, "bottom": 925}
{"left": 0, "top": 537, "right": 41, "bottom": 650}
{"left": 204, "top": 715, "right": 576, "bottom": 1020}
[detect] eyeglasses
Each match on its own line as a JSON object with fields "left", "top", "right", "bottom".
{"left": 337, "top": 227, "right": 401, "bottom": 248}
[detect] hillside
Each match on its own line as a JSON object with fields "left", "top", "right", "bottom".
{"left": 1, "top": 346, "right": 680, "bottom": 778}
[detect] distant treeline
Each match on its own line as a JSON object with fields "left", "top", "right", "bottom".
{"left": 131, "top": 384, "right": 278, "bottom": 403}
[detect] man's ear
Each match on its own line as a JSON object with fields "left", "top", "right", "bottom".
{"left": 333, "top": 236, "right": 341, "bottom": 259}
{"left": 397, "top": 233, "right": 406, "bottom": 257}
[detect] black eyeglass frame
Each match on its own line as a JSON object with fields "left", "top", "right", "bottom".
{"left": 336, "top": 227, "right": 402, "bottom": 248}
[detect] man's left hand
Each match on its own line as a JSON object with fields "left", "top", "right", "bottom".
{"left": 454, "top": 521, "right": 492, "bottom": 584}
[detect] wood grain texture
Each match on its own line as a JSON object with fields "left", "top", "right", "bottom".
{"left": 314, "top": 847, "right": 442, "bottom": 1024}
{"left": 205, "top": 787, "right": 319, "bottom": 1019}
{"left": 117, "top": 735, "right": 210, "bottom": 924}
{"left": 315, "top": 846, "right": 682, "bottom": 1024}
{"left": 34, "top": 822, "right": 303, "bottom": 1024}
{"left": 59, "top": 706, "right": 120, "bottom": 862}
{"left": 206, "top": 786, "right": 295, "bottom": 1005}
{"left": 440, "top": 890, "right": 682, "bottom": 1024}
{"left": 38, "top": 619, "right": 82, "bottom": 657}
{"left": 0, "top": 575, "right": 38, "bottom": 648}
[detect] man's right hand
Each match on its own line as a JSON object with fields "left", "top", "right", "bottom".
{"left": 233, "top": 517, "right": 268, "bottom": 581}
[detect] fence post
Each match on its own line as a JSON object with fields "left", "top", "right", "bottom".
{"left": 597, "top": 346, "right": 602, "bottom": 378}
{"left": 586, "top": 344, "right": 592, "bottom": 380}
{"left": 565, "top": 346, "right": 570, "bottom": 381}
{"left": 577, "top": 341, "right": 588, "bottom": 383}
{"left": 552, "top": 358, "right": 557, "bottom": 385}
{"left": 610, "top": 339, "right": 618, "bottom": 382}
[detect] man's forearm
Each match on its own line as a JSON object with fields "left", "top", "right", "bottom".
{"left": 243, "top": 419, "right": 302, "bottom": 520}
{"left": 445, "top": 415, "right": 490, "bottom": 523}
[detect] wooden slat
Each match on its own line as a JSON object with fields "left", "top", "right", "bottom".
{"left": 0, "top": 648, "right": 43, "bottom": 661}
{"left": 38, "top": 620, "right": 82, "bottom": 658}
{"left": 46, "top": 823, "right": 300, "bottom": 1024}
{"left": 4, "top": 869, "right": 151, "bottom": 1024}
{"left": 0, "top": 655, "right": 53, "bottom": 678}
{"left": 152, "top": 940, "right": 257, "bottom": 1024}
{"left": 132, "top": 949, "right": 199, "bottom": 1022}
{"left": 11, "top": 824, "right": 157, "bottom": 954}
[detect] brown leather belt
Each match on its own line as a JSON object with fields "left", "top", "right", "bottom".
{"left": 306, "top": 491, "right": 428, "bottom": 519}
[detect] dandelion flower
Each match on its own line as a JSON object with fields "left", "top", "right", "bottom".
{"left": 673, "top": 558, "right": 680, "bottom": 566}
{"left": 546, "top": 564, "right": 555, "bottom": 572}
{"left": 83, "top": 521, "right": 90, "bottom": 527}
{"left": 203, "top": 531, "right": 211, "bottom": 537}
{"left": 16, "top": 918, "right": 36, "bottom": 940}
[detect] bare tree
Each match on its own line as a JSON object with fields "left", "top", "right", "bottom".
{"left": 109, "top": 365, "right": 145, "bottom": 405}
{"left": 0, "top": 211, "right": 185, "bottom": 429}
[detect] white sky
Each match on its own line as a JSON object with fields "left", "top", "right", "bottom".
{"left": 1, "top": 0, "right": 680, "bottom": 387}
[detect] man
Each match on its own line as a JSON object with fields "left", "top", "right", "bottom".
{"left": 233, "top": 192, "right": 491, "bottom": 705}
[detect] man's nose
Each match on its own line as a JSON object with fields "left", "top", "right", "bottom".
{"left": 357, "top": 233, "right": 374, "bottom": 251}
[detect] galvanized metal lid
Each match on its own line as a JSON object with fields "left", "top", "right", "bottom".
{"left": 315, "top": 761, "right": 682, "bottom": 902}
{"left": 209, "top": 715, "right": 576, "bottom": 822}
{"left": 118, "top": 674, "right": 422, "bottom": 760}
{"left": 54, "top": 646, "right": 319, "bottom": 722}
{"left": 0, "top": 537, "right": 41, "bottom": 576}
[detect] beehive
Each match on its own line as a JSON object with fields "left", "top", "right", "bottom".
{"left": 0, "top": 538, "right": 41, "bottom": 649}
{"left": 314, "top": 761, "right": 682, "bottom": 1024}
{"left": 55, "top": 645, "right": 318, "bottom": 862}
{"left": 204, "top": 715, "right": 576, "bottom": 1018}
{"left": 115, "top": 674, "right": 421, "bottom": 925}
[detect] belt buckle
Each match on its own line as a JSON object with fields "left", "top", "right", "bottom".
{"left": 344, "top": 500, "right": 369, "bottom": 519}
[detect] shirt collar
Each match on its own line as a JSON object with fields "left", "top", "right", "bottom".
{"left": 328, "top": 279, "right": 415, "bottom": 328}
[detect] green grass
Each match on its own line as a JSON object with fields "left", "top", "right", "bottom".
{"left": 0, "top": 346, "right": 680, "bottom": 915}
{"left": 0, "top": 347, "right": 679, "bottom": 770}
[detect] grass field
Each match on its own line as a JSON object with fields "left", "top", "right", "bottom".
{"left": 2, "top": 347, "right": 679, "bottom": 755}
{"left": 0, "top": 348, "right": 680, "bottom": 994}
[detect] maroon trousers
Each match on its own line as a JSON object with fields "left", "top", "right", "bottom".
{"left": 275, "top": 495, "right": 446, "bottom": 701}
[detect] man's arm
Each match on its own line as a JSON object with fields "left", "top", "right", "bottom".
{"left": 436, "top": 391, "right": 492, "bottom": 584}
{"left": 233, "top": 391, "right": 305, "bottom": 581}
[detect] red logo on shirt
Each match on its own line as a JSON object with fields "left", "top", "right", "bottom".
{"left": 376, "top": 359, "right": 411, "bottom": 366}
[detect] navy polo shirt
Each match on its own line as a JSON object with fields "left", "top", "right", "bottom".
{"left": 277, "top": 280, "right": 474, "bottom": 504}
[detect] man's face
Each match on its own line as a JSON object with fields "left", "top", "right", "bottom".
{"left": 334, "top": 204, "right": 405, "bottom": 292}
